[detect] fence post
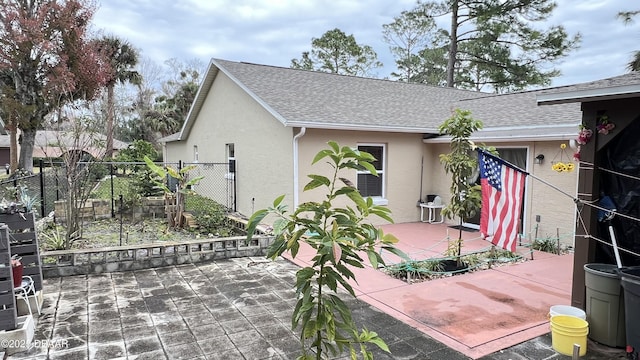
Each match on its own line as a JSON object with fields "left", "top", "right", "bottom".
{"left": 233, "top": 161, "right": 237, "bottom": 212}
{"left": 110, "top": 163, "right": 115, "bottom": 218}
{"left": 39, "top": 160, "right": 45, "bottom": 216}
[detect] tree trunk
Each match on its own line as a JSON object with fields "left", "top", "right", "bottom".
{"left": 106, "top": 84, "right": 115, "bottom": 158}
{"left": 18, "top": 128, "right": 36, "bottom": 173}
{"left": 446, "top": 0, "right": 459, "bottom": 88}
{"left": 8, "top": 123, "right": 18, "bottom": 174}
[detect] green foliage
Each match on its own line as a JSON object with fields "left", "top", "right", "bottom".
{"left": 2, "top": 185, "right": 39, "bottom": 213}
{"left": 438, "top": 109, "right": 484, "bottom": 257}
{"left": 382, "top": 7, "right": 445, "bottom": 83}
{"left": 532, "top": 236, "right": 559, "bottom": 254}
{"left": 246, "top": 141, "right": 407, "bottom": 359}
{"left": 186, "top": 193, "right": 235, "bottom": 237}
{"left": 116, "top": 140, "right": 162, "bottom": 197}
{"left": 617, "top": 10, "right": 640, "bottom": 71}
{"left": 443, "top": 238, "right": 463, "bottom": 258}
{"left": 88, "top": 163, "right": 109, "bottom": 180}
{"left": 144, "top": 156, "right": 204, "bottom": 229}
{"left": 116, "top": 140, "right": 159, "bottom": 163}
{"left": 0, "top": 0, "right": 107, "bottom": 171}
{"left": 384, "top": 0, "right": 581, "bottom": 92}
{"left": 291, "top": 28, "right": 383, "bottom": 77}
{"left": 41, "top": 226, "right": 71, "bottom": 251}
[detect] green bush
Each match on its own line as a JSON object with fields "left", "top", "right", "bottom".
{"left": 532, "top": 236, "right": 559, "bottom": 254}
{"left": 186, "top": 193, "right": 235, "bottom": 236}
{"left": 89, "top": 163, "right": 109, "bottom": 180}
{"left": 116, "top": 140, "right": 162, "bottom": 197}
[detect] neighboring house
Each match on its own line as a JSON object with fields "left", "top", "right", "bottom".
{"left": 162, "top": 59, "right": 584, "bottom": 246}
{"left": 536, "top": 72, "right": 640, "bottom": 308}
{"left": 31, "top": 130, "right": 128, "bottom": 159}
{"left": 0, "top": 130, "right": 128, "bottom": 165}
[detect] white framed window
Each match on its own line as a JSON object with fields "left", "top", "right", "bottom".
{"left": 357, "top": 144, "right": 386, "bottom": 204}
{"left": 225, "top": 143, "right": 235, "bottom": 180}
{"left": 193, "top": 145, "right": 199, "bottom": 163}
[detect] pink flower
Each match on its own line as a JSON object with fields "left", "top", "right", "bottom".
{"left": 573, "top": 146, "right": 581, "bottom": 162}
{"left": 576, "top": 128, "right": 593, "bottom": 145}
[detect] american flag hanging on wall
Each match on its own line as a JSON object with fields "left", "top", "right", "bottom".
{"left": 478, "top": 150, "right": 527, "bottom": 252}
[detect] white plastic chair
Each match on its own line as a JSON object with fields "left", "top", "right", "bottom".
{"left": 14, "top": 275, "right": 40, "bottom": 316}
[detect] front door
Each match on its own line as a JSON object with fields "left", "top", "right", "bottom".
{"left": 462, "top": 148, "right": 528, "bottom": 229}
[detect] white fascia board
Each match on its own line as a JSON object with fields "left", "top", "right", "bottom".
{"left": 425, "top": 133, "right": 578, "bottom": 143}
{"left": 537, "top": 84, "right": 640, "bottom": 105}
{"left": 285, "top": 121, "right": 438, "bottom": 133}
{"left": 423, "top": 124, "right": 580, "bottom": 143}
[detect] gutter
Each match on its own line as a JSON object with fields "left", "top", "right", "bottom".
{"left": 293, "top": 127, "right": 306, "bottom": 209}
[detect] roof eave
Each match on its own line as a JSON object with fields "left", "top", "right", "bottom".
{"left": 285, "top": 121, "right": 439, "bottom": 134}
{"left": 537, "top": 84, "right": 640, "bottom": 105}
{"left": 423, "top": 124, "right": 579, "bottom": 143}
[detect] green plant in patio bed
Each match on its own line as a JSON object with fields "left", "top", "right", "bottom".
{"left": 247, "top": 141, "right": 407, "bottom": 360}
{"left": 531, "top": 236, "right": 560, "bottom": 254}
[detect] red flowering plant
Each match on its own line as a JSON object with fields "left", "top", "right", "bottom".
{"left": 576, "top": 125, "right": 593, "bottom": 145}
{"left": 573, "top": 146, "right": 581, "bottom": 162}
{"left": 596, "top": 115, "right": 615, "bottom": 135}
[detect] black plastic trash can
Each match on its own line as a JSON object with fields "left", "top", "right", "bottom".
{"left": 584, "top": 263, "right": 626, "bottom": 347}
{"left": 620, "top": 268, "right": 640, "bottom": 357}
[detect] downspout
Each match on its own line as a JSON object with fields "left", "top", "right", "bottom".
{"left": 293, "top": 127, "right": 306, "bottom": 209}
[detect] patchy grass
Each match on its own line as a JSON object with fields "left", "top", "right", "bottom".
{"left": 39, "top": 218, "right": 196, "bottom": 250}
{"left": 91, "top": 176, "right": 132, "bottom": 199}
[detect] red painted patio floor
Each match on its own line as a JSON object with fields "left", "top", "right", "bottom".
{"left": 284, "top": 222, "right": 573, "bottom": 359}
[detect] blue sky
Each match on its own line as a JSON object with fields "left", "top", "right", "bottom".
{"left": 92, "top": 0, "right": 640, "bottom": 88}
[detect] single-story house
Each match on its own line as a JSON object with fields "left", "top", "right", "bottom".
{"left": 536, "top": 72, "right": 640, "bottom": 308}
{"left": 162, "top": 58, "right": 589, "bottom": 247}
{"left": 0, "top": 130, "right": 128, "bottom": 165}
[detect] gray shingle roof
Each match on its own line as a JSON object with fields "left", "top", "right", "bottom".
{"left": 457, "top": 90, "right": 582, "bottom": 128}
{"left": 178, "top": 59, "right": 593, "bottom": 142}
{"left": 537, "top": 72, "right": 640, "bottom": 104}
{"left": 214, "top": 59, "right": 487, "bottom": 132}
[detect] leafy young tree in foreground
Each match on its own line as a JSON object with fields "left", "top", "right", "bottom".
{"left": 291, "top": 28, "right": 383, "bottom": 77}
{"left": 246, "top": 142, "right": 406, "bottom": 359}
{"left": 439, "top": 109, "right": 484, "bottom": 260}
{"left": 390, "top": 0, "right": 580, "bottom": 92}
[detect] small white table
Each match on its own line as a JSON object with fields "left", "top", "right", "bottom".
{"left": 419, "top": 203, "right": 445, "bottom": 223}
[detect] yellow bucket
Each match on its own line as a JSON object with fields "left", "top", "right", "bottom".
{"left": 550, "top": 315, "right": 589, "bottom": 356}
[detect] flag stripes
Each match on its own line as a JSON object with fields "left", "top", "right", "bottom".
{"left": 479, "top": 151, "right": 526, "bottom": 252}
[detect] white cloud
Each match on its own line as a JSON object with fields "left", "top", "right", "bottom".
{"left": 92, "top": 0, "right": 640, "bottom": 87}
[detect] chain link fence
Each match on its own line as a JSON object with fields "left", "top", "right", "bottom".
{"left": 0, "top": 160, "right": 236, "bottom": 219}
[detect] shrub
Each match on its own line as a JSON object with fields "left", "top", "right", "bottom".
{"left": 89, "top": 163, "right": 109, "bottom": 180}
{"left": 532, "top": 236, "right": 559, "bottom": 254}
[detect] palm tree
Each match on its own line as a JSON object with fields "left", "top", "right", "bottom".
{"left": 627, "top": 51, "right": 640, "bottom": 72}
{"left": 618, "top": 10, "right": 640, "bottom": 72}
{"left": 97, "top": 36, "right": 142, "bottom": 158}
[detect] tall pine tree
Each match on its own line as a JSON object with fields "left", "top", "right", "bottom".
{"left": 384, "top": 0, "right": 581, "bottom": 92}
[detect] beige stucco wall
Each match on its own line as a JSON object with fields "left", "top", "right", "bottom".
{"left": 164, "top": 71, "right": 294, "bottom": 217}
{"left": 526, "top": 141, "right": 579, "bottom": 246}
{"left": 424, "top": 140, "right": 578, "bottom": 246}
{"left": 297, "top": 129, "right": 425, "bottom": 225}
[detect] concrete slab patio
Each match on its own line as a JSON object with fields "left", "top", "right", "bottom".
{"left": 4, "top": 222, "right": 629, "bottom": 359}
